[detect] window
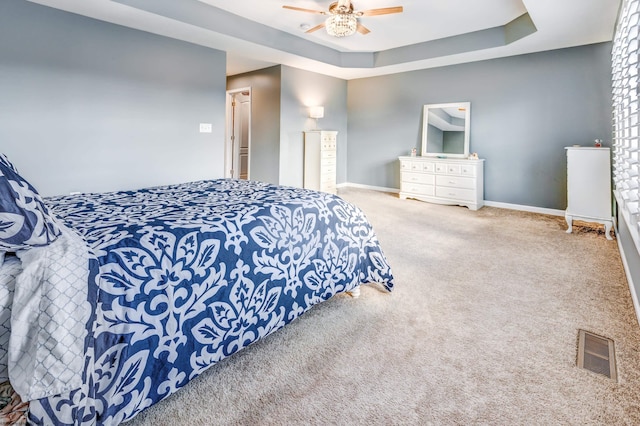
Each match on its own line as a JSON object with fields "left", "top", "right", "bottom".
{"left": 613, "top": 0, "right": 640, "bottom": 251}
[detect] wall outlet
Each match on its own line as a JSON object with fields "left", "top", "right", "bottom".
{"left": 199, "top": 123, "right": 212, "bottom": 133}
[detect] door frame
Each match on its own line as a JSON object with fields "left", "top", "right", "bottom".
{"left": 225, "top": 87, "right": 252, "bottom": 179}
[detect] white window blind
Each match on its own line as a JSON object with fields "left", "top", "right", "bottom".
{"left": 613, "top": 0, "right": 640, "bottom": 250}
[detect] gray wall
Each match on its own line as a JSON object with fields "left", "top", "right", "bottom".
{"left": 0, "top": 0, "right": 227, "bottom": 197}
{"left": 227, "top": 66, "right": 281, "bottom": 185}
{"left": 280, "top": 66, "right": 348, "bottom": 187}
{"left": 347, "top": 43, "right": 613, "bottom": 210}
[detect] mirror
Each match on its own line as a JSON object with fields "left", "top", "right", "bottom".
{"left": 421, "top": 102, "right": 470, "bottom": 158}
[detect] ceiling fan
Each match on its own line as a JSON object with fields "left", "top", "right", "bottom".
{"left": 282, "top": 0, "right": 403, "bottom": 37}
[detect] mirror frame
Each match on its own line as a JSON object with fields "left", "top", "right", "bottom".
{"left": 421, "top": 102, "right": 471, "bottom": 158}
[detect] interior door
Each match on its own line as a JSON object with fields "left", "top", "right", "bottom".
{"left": 237, "top": 92, "right": 250, "bottom": 179}
{"left": 226, "top": 88, "right": 251, "bottom": 180}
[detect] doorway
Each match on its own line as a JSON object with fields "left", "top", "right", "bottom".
{"left": 225, "top": 88, "right": 251, "bottom": 180}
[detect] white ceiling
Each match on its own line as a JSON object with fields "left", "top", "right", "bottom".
{"left": 203, "top": 0, "right": 528, "bottom": 52}
{"left": 28, "top": 0, "right": 621, "bottom": 80}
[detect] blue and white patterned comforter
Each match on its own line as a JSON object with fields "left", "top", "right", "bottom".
{"left": 27, "top": 179, "right": 394, "bottom": 425}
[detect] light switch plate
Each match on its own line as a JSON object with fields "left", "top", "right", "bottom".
{"left": 199, "top": 123, "right": 212, "bottom": 133}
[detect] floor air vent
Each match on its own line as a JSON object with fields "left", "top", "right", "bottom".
{"left": 577, "top": 329, "right": 617, "bottom": 381}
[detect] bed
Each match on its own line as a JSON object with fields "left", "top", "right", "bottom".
{"left": 0, "top": 154, "right": 394, "bottom": 425}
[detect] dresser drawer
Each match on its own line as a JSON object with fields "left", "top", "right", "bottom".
{"left": 401, "top": 183, "right": 435, "bottom": 196}
{"left": 400, "top": 161, "right": 412, "bottom": 171}
{"left": 322, "top": 150, "right": 336, "bottom": 159}
{"left": 434, "top": 163, "right": 448, "bottom": 174}
{"left": 436, "top": 175, "right": 475, "bottom": 190}
{"left": 446, "top": 164, "right": 462, "bottom": 174}
{"left": 320, "top": 164, "right": 336, "bottom": 179}
{"left": 401, "top": 172, "right": 435, "bottom": 185}
{"left": 321, "top": 182, "right": 336, "bottom": 193}
{"left": 435, "top": 163, "right": 464, "bottom": 175}
{"left": 420, "top": 162, "right": 436, "bottom": 173}
{"left": 410, "top": 162, "right": 422, "bottom": 172}
{"left": 322, "top": 157, "right": 336, "bottom": 167}
{"left": 321, "top": 179, "right": 336, "bottom": 189}
{"left": 460, "top": 164, "right": 476, "bottom": 177}
{"left": 322, "top": 133, "right": 337, "bottom": 143}
{"left": 321, "top": 141, "right": 336, "bottom": 151}
{"left": 435, "top": 186, "right": 475, "bottom": 201}
{"left": 399, "top": 159, "right": 435, "bottom": 173}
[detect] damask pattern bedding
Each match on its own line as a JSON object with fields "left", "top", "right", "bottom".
{"left": 9, "top": 179, "right": 395, "bottom": 425}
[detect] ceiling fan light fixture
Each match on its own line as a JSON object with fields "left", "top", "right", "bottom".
{"left": 325, "top": 14, "right": 357, "bottom": 37}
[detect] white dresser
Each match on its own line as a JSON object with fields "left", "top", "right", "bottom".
{"left": 565, "top": 147, "right": 613, "bottom": 239}
{"left": 398, "top": 156, "right": 485, "bottom": 210}
{"left": 304, "top": 131, "right": 337, "bottom": 194}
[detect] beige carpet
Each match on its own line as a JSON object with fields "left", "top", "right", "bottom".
{"left": 128, "top": 188, "right": 640, "bottom": 425}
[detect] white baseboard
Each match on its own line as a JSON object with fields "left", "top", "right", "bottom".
{"left": 614, "top": 218, "right": 640, "bottom": 327}
{"left": 340, "top": 183, "right": 564, "bottom": 216}
{"left": 338, "top": 182, "right": 400, "bottom": 194}
{"left": 483, "top": 200, "right": 565, "bottom": 216}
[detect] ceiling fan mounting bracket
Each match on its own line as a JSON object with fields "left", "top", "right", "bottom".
{"left": 329, "top": 1, "right": 354, "bottom": 15}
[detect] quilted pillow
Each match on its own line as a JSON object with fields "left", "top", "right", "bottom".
{"left": 0, "top": 254, "right": 21, "bottom": 382}
{"left": 0, "top": 158, "right": 61, "bottom": 250}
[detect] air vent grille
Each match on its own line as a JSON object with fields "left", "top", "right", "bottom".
{"left": 577, "top": 329, "right": 617, "bottom": 381}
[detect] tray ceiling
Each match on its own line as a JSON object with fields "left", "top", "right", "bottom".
{"left": 27, "top": 0, "right": 621, "bottom": 79}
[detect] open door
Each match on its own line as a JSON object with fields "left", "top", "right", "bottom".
{"left": 225, "top": 88, "right": 251, "bottom": 179}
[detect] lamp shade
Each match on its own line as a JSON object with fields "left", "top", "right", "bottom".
{"left": 309, "top": 106, "right": 324, "bottom": 119}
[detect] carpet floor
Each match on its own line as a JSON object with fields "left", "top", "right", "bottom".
{"left": 127, "top": 188, "right": 640, "bottom": 425}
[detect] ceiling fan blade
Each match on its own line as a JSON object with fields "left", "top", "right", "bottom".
{"left": 356, "top": 23, "right": 371, "bottom": 35}
{"left": 357, "top": 6, "right": 403, "bottom": 16}
{"left": 282, "top": 5, "right": 327, "bottom": 15}
{"left": 306, "top": 22, "right": 326, "bottom": 33}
